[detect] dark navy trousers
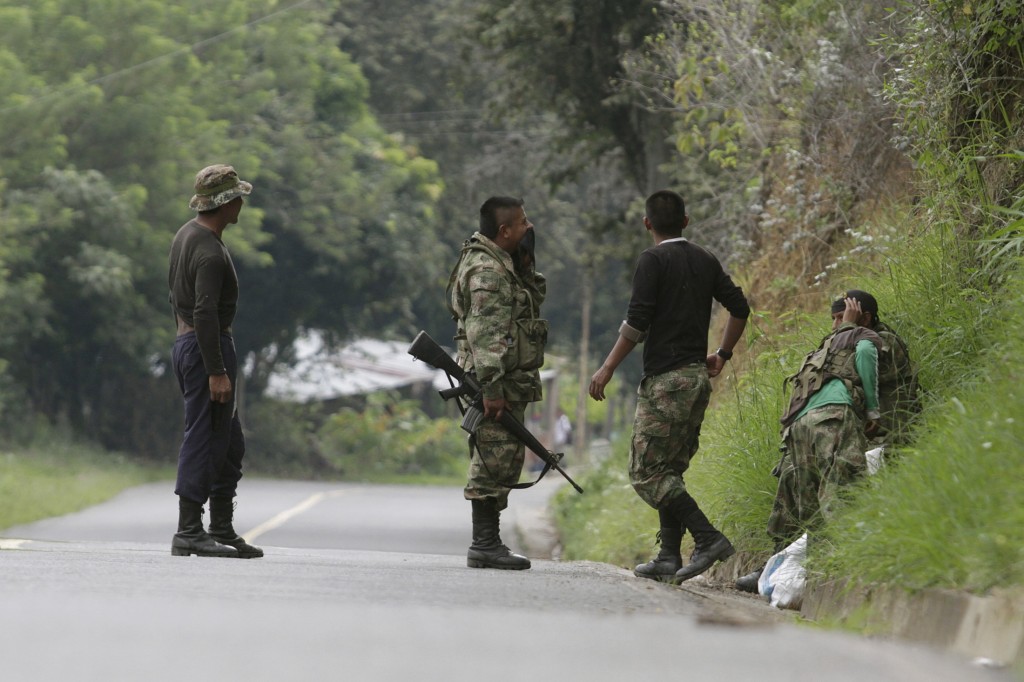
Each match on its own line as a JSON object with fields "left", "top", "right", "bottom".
{"left": 171, "top": 332, "right": 245, "bottom": 504}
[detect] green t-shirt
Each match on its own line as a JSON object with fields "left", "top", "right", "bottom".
{"left": 795, "top": 338, "right": 879, "bottom": 421}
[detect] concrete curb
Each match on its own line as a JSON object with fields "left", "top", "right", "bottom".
{"left": 802, "top": 579, "right": 1024, "bottom": 669}
{"left": 696, "top": 548, "right": 1024, "bottom": 670}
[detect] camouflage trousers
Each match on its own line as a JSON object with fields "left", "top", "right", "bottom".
{"left": 629, "top": 366, "right": 711, "bottom": 509}
{"left": 767, "top": 404, "right": 868, "bottom": 544}
{"left": 464, "top": 402, "right": 527, "bottom": 511}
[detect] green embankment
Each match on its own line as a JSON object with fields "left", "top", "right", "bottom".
{"left": 0, "top": 438, "right": 171, "bottom": 530}
{"left": 554, "top": 210, "right": 1024, "bottom": 593}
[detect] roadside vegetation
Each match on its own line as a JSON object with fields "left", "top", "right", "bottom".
{"left": 552, "top": 0, "right": 1024, "bottom": 596}
{"left": 0, "top": 431, "right": 171, "bottom": 529}
{"left": 244, "top": 393, "right": 468, "bottom": 484}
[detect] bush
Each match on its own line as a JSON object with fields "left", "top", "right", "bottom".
{"left": 316, "top": 392, "right": 468, "bottom": 482}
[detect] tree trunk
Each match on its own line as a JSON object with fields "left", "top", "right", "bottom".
{"left": 575, "top": 265, "right": 593, "bottom": 466}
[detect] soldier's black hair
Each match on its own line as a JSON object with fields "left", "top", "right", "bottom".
{"left": 479, "top": 196, "right": 524, "bottom": 239}
{"left": 644, "top": 190, "right": 687, "bottom": 236}
{"left": 831, "top": 289, "right": 880, "bottom": 322}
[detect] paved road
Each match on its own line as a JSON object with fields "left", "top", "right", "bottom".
{"left": 0, "top": 479, "right": 1010, "bottom": 682}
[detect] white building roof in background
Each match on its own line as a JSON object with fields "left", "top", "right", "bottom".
{"left": 265, "top": 334, "right": 449, "bottom": 402}
{"left": 265, "top": 332, "right": 559, "bottom": 403}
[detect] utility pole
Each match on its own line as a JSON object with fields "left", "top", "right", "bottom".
{"left": 575, "top": 264, "right": 592, "bottom": 466}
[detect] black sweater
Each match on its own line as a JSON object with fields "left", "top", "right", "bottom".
{"left": 626, "top": 238, "right": 749, "bottom": 376}
{"left": 168, "top": 220, "right": 238, "bottom": 375}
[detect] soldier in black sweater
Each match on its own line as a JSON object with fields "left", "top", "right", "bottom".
{"left": 590, "top": 190, "right": 749, "bottom": 583}
{"left": 167, "top": 164, "right": 262, "bottom": 559}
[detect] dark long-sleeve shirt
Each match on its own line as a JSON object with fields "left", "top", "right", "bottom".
{"left": 168, "top": 220, "right": 238, "bottom": 375}
{"left": 626, "top": 238, "right": 749, "bottom": 376}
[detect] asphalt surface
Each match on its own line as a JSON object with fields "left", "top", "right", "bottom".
{"left": 0, "top": 479, "right": 1012, "bottom": 682}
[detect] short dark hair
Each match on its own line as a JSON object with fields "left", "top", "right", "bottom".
{"left": 645, "top": 190, "right": 686, "bottom": 236}
{"left": 831, "top": 289, "right": 879, "bottom": 320}
{"left": 479, "top": 196, "right": 524, "bottom": 239}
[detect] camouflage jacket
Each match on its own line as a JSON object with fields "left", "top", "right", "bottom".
{"left": 447, "top": 232, "right": 548, "bottom": 402}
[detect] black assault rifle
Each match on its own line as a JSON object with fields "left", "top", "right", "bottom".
{"left": 408, "top": 331, "right": 583, "bottom": 494}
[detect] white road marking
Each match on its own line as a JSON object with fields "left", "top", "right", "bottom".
{"left": 0, "top": 539, "right": 29, "bottom": 550}
{"left": 241, "top": 489, "right": 349, "bottom": 542}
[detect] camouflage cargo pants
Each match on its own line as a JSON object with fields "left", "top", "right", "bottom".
{"left": 629, "top": 366, "right": 711, "bottom": 509}
{"left": 767, "top": 403, "right": 868, "bottom": 544}
{"left": 464, "top": 402, "right": 527, "bottom": 511}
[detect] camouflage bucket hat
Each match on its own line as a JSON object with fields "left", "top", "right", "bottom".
{"left": 188, "top": 164, "right": 253, "bottom": 212}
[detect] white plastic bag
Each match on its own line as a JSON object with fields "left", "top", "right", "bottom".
{"left": 865, "top": 446, "right": 885, "bottom": 475}
{"left": 757, "top": 533, "right": 807, "bottom": 610}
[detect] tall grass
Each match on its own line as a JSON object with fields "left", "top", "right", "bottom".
{"left": 551, "top": 435, "right": 655, "bottom": 567}
{"left": 689, "top": 327, "right": 805, "bottom": 557}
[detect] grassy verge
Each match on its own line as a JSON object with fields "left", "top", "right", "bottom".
{"left": 551, "top": 438, "right": 654, "bottom": 568}
{"left": 0, "top": 437, "right": 172, "bottom": 530}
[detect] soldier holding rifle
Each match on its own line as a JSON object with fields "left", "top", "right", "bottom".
{"left": 446, "top": 196, "right": 548, "bottom": 570}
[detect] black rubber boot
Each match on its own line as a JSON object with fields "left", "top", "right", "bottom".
{"left": 735, "top": 568, "right": 763, "bottom": 593}
{"left": 670, "top": 494, "right": 734, "bottom": 583}
{"left": 467, "top": 499, "right": 531, "bottom": 570}
{"left": 171, "top": 497, "right": 238, "bottom": 558}
{"left": 634, "top": 509, "right": 683, "bottom": 582}
{"left": 209, "top": 496, "right": 264, "bottom": 559}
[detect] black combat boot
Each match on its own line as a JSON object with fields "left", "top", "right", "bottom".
{"left": 209, "top": 496, "right": 264, "bottom": 559}
{"left": 735, "top": 568, "right": 763, "bottom": 593}
{"left": 171, "top": 497, "right": 238, "bottom": 558}
{"left": 467, "top": 498, "right": 531, "bottom": 570}
{"left": 670, "top": 494, "right": 734, "bottom": 583}
{"left": 634, "top": 509, "right": 684, "bottom": 582}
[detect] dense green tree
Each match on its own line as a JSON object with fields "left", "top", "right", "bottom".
{"left": 0, "top": 0, "right": 447, "bottom": 453}
{"left": 451, "top": 0, "right": 671, "bottom": 193}
{"left": 622, "top": 0, "right": 911, "bottom": 262}
{"left": 331, "top": 0, "right": 652, "bottom": 351}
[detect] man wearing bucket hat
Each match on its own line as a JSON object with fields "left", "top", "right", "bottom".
{"left": 167, "top": 164, "right": 262, "bottom": 558}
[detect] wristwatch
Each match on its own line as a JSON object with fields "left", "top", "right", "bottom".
{"left": 716, "top": 348, "right": 734, "bottom": 361}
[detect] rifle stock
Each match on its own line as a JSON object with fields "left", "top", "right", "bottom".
{"left": 408, "top": 331, "right": 583, "bottom": 494}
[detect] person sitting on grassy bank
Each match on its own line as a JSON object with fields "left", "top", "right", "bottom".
{"left": 736, "top": 292, "right": 882, "bottom": 593}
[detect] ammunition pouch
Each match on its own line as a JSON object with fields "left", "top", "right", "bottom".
{"left": 503, "top": 318, "right": 548, "bottom": 372}
{"left": 461, "top": 402, "right": 485, "bottom": 434}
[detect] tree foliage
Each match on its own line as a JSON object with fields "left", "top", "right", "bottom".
{"left": 451, "top": 0, "right": 670, "bottom": 193}
{"left": 0, "top": 0, "right": 446, "bottom": 453}
{"left": 618, "top": 0, "right": 912, "bottom": 263}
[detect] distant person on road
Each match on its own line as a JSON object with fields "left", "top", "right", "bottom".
{"left": 553, "top": 407, "right": 572, "bottom": 452}
{"left": 589, "top": 190, "right": 750, "bottom": 584}
{"left": 447, "top": 196, "right": 548, "bottom": 570}
{"left": 736, "top": 292, "right": 883, "bottom": 593}
{"left": 167, "top": 164, "right": 263, "bottom": 559}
